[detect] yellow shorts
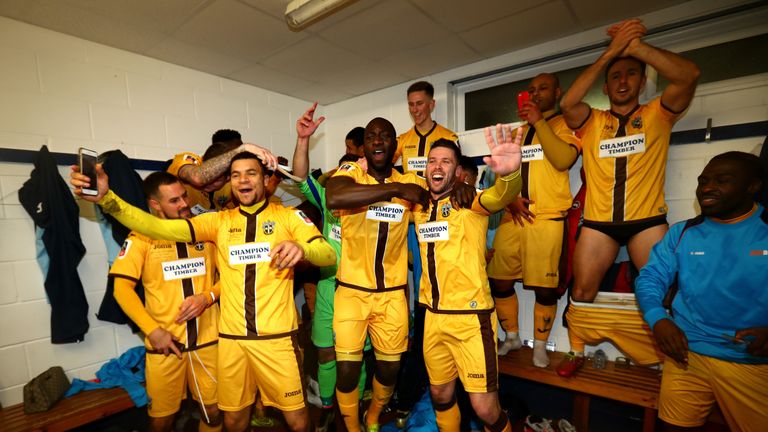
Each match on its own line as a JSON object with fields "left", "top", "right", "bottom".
{"left": 333, "top": 287, "right": 408, "bottom": 356}
{"left": 487, "top": 218, "right": 564, "bottom": 288}
{"left": 423, "top": 310, "right": 499, "bottom": 393}
{"left": 217, "top": 335, "right": 305, "bottom": 412}
{"left": 565, "top": 300, "right": 663, "bottom": 365}
{"left": 659, "top": 352, "right": 768, "bottom": 431}
{"left": 146, "top": 343, "right": 218, "bottom": 418}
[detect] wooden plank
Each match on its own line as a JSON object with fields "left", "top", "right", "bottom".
{"left": 498, "top": 348, "right": 661, "bottom": 409}
{"left": 0, "top": 387, "right": 134, "bottom": 432}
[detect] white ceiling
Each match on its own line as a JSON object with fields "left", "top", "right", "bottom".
{"left": 0, "top": 0, "right": 686, "bottom": 104}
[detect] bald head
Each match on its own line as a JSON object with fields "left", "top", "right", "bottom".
{"left": 528, "top": 73, "right": 561, "bottom": 112}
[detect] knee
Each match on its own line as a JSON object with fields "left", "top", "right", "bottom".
{"left": 223, "top": 411, "right": 249, "bottom": 432}
{"left": 571, "top": 281, "right": 595, "bottom": 302}
{"left": 472, "top": 401, "right": 500, "bottom": 424}
{"left": 149, "top": 415, "right": 175, "bottom": 432}
{"left": 534, "top": 288, "right": 560, "bottom": 306}
{"left": 429, "top": 386, "right": 455, "bottom": 406}
{"left": 318, "top": 347, "right": 336, "bottom": 364}
{"left": 374, "top": 360, "right": 401, "bottom": 386}
{"left": 285, "top": 414, "right": 310, "bottom": 432}
{"left": 336, "top": 360, "right": 362, "bottom": 392}
{"left": 202, "top": 405, "right": 222, "bottom": 427}
{"left": 490, "top": 279, "right": 515, "bottom": 298}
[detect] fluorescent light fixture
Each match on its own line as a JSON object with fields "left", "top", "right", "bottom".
{"left": 285, "top": 0, "right": 356, "bottom": 30}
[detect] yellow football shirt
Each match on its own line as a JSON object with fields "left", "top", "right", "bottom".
{"left": 109, "top": 232, "right": 219, "bottom": 349}
{"left": 332, "top": 162, "right": 425, "bottom": 291}
{"left": 188, "top": 201, "right": 325, "bottom": 338}
{"left": 395, "top": 123, "right": 458, "bottom": 176}
{"left": 577, "top": 97, "right": 680, "bottom": 223}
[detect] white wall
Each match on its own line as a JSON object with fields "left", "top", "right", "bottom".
{"left": 324, "top": 0, "right": 768, "bottom": 360}
{"left": 0, "top": 16, "right": 317, "bottom": 406}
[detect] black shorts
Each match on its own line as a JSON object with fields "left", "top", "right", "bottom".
{"left": 582, "top": 215, "right": 668, "bottom": 246}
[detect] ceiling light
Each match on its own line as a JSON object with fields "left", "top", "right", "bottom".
{"left": 285, "top": 0, "right": 356, "bottom": 30}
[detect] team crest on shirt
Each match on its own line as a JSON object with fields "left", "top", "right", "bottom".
{"left": 262, "top": 220, "right": 275, "bottom": 235}
{"left": 632, "top": 116, "right": 643, "bottom": 129}
{"left": 338, "top": 163, "right": 355, "bottom": 172}
{"left": 193, "top": 242, "right": 205, "bottom": 251}
{"left": 117, "top": 239, "right": 132, "bottom": 259}
{"left": 184, "top": 154, "right": 199, "bottom": 164}
{"left": 440, "top": 202, "right": 452, "bottom": 218}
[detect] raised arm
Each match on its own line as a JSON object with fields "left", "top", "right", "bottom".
{"left": 623, "top": 39, "right": 700, "bottom": 113}
{"left": 520, "top": 102, "right": 579, "bottom": 170}
{"left": 560, "top": 19, "right": 647, "bottom": 128}
{"left": 292, "top": 102, "right": 325, "bottom": 181}
{"left": 178, "top": 143, "right": 277, "bottom": 188}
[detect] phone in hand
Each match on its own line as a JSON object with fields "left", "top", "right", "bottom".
{"left": 78, "top": 147, "right": 98, "bottom": 196}
{"left": 517, "top": 91, "right": 530, "bottom": 112}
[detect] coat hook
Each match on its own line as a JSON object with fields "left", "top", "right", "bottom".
{"left": 705, "top": 118, "right": 712, "bottom": 142}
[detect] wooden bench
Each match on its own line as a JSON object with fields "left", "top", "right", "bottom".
{"left": 499, "top": 348, "right": 728, "bottom": 432}
{"left": 0, "top": 387, "right": 135, "bottom": 432}
{"left": 500, "top": 348, "right": 662, "bottom": 432}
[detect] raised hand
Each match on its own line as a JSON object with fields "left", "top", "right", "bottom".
{"left": 605, "top": 19, "right": 646, "bottom": 59}
{"left": 297, "top": 102, "right": 326, "bottom": 139}
{"left": 69, "top": 163, "right": 109, "bottom": 202}
{"left": 519, "top": 100, "right": 542, "bottom": 124}
{"left": 243, "top": 143, "right": 277, "bottom": 170}
{"left": 483, "top": 123, "right": 522, "bottom": 176}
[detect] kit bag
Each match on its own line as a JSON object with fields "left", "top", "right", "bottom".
{"left": 23, "top": 366, "right": 70, "bottom": 413}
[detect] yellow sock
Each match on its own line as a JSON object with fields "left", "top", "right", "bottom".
{"left": 336, "top": 387, "right": 361, "bottom": 432}
{"left": 366, "top": 377, "right": 394, "bottom": 426}
{"left": 533, "top": 303, "right": 557, "bottom": 341}
{"left": 494, "top": 294, "right": 519, "bottom": 333}
{"left": 434, "top": 399, "right": 460, "bottom": 432}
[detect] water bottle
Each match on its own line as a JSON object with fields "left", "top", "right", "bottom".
{"left": 593, "top": 349, "right": 607, "bottom": 369}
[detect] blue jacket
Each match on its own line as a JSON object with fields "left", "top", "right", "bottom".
{"left": 636, "top": 205, "right": 768, "bottom": 364}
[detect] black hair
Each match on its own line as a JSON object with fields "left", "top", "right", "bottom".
{"left": 345, "top": 127, "right": 365, "bottom": 148}
{"left": 229, "top": 151, "right": 266, "bottom": 175}
{"left": 459, "top": 155, "right": 479, "bottom": 177}
{"left": 429, "top": 138, "right": 462, "bottom": 161}
{"left": 338, "top": 153, "right": 360, "bottom": 165}
{"left": 407, "top": 81, "right": 434, "bottom": 98}
{"left": 710, "top": 151, "right": 764, "bottom": 186}
{"left": 211, "top": 129, "right": 242, "bottom": 144}
{"left": 605, "top": 56, "right": 646, "bottom": 81}
{"left": 203, "top": 141, "right": 240, "bottom": 161}
{"left": 143, "top": 171, "right": 181, "bottom": 199}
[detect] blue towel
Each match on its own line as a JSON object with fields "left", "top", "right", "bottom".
{"left": 64, "top": 346, "right": 147, "bottom": 406}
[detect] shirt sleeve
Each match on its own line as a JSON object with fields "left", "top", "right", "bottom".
{"left": 476, "top": 170, "right": 522, "bottom": 214}
{"left": 99, "top": 190, "right": 194, "bottom": 242}
{"left": 635, "top": 224, "right": 683, "bottom": 329}
{"left": 166, "top": 152, "right": 201, "bottom": 176}
{"left": 284, "top": 207, "right": 335, "bottom": 267}
{"left": 299, "top": 176, "right": 327, "bottom": 212}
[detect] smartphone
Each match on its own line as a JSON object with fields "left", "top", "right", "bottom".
{"left": 517, "top": 91, "right": 530, "bottom": 112}
{"left": 78, "top": 147, "right": 98, "bottom": 196}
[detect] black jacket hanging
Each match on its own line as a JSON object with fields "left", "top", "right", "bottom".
{"left": 18, "top": 145, "right": 89, "bottom": 343}
{"left": 95, "top": 150, "right": 147, "bottom": 330}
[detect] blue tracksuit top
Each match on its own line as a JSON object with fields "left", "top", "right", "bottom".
{"left": 636, "top": 205, "right": 768, "bottom": 364}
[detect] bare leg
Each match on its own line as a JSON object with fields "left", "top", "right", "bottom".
{"left": 571, "top": 227, "right": 620, "bottom": 302}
